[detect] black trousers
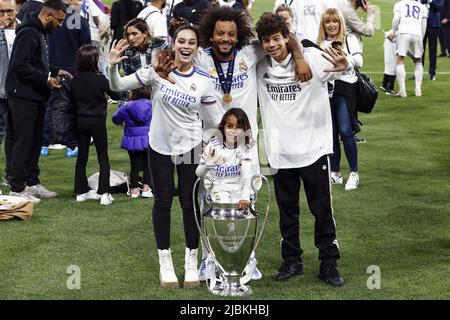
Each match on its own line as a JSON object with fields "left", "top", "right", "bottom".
{"left": 0, "top": 98, "right": 15, "bottom": 183}
{"left": 272, "top": 155, "right": 340, "bottom": 264}
{"left": 423, "top": 25, "right": 439, "bottom": 76}
{"left": 440, "top": 24, "right": 450, "bottom": 55}
{"left": 148, "top": 145, "right": 201, "bottom": 250}
{"left": 75, "top": 123, "right": 110, "bottom": 195}
{"left": 8, "top": 96, "right": 44, "bottom": 192}
{"left": 128, "top": 149, "right": 151, "bottom": 189}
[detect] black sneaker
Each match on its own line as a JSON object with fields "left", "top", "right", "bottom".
{"left": 430, "top": 75, "right": 436, "bottom": 81}
{"left": 272, "top": 257, "right": 304, "bottom": 281}
{"left": 319, "top": 263, "right": 344, "bottom": 287}
{"left": 438, "top": 53, "right": 447, "bottom": 57}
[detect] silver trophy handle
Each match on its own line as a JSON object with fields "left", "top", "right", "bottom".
{"left": 193, "top": 177, "right": 213, "bottom": 250}
{"left": 250, "top": 174, "right": 271, "bottom": 253}
{"left": 192, "top": 177, "right": 227, "bottom": 276}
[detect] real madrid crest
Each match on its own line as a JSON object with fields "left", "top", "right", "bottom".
{"left": 238, "top": 60, "right": 248, "bottom": 72}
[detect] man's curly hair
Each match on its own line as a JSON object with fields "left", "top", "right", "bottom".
{"left": 255, "top": 13, "right": 290, "bottom": 41}
{"left": 197, "top": 7, "right": 254, "bottom": 49}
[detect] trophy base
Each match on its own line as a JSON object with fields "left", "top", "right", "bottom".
{"left": 210, "top": 275, "right": 252, "bottom": 297}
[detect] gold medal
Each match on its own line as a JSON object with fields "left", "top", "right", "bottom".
{"left": 223, "top": 93, "right": 233, "bottom": 103}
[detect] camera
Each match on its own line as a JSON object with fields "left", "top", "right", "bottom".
{"left": 331, "top": 41, "right": 342, "bottom": 49}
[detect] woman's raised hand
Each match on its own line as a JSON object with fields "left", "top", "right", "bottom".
{"left": 108, "top": 39, "right": 130, "bottom": 65}
{"left": 322, "top": 46, "right": 349, "bottom": 73}
{"left": 154, "top": 50, "right": 178, "bottom": 84}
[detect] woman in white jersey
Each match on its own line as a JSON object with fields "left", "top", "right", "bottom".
{"left": 318, "top": 8, "right": 363, "bottom": 190}
{"left": 107, "top": 25, "right": 222, "bottom": 288}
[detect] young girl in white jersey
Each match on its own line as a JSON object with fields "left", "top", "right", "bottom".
{"left": 107, "top": 25, "right": 222, "bottom": 288}
{"left": 197, "top": 108, "right": 253, "bottom": 207}
{"left": 196, "top": 107, "right": 263, "bottom": 281}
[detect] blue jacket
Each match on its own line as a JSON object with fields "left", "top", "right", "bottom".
{"left": 428, "top": 0, "right": 444, "bottom": 28}
{"left": 112, "top": 99, "right": 152, "bottom": 151}
{"left": 49, "top": 8, "right": 91, "bottom": 74}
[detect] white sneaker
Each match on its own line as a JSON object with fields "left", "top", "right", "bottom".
{"left": 184, "top": 248, "right": 200, "bottom": 287}
{"left": 330, "top": 173, "right": 343, "bottom": 185}
{"left": 100, "top": 193, "right": 114, "bottom": 205}
{"left": 243, "top": 258, "right": 263, "bottom": 280}
{"left": 9, "top": 190, "right": 41, "bottom": 204}
{"left": 395, "top": 90, "right": 407, "bottom": 98}
{"left": 415, "top": 89, "right": 422, "bottom": 97}
{"left": 76, "top": 190, "right": 101, "bottom": 202}
{"left": 158, "top": 249, "right": 179, "bottom": 287}
{"left": 345, "top": 172, "right": 359, "bottom": 191}
{"left": 25, "top": 184, "right": 57, "bottom": 199}
{"left": 141, "top": 189, "right": 153, "bottom": 198}
{"left": 130, "top": 188, "right": 140, "bottom": 198}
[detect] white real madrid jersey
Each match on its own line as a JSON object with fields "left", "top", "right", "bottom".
{"left": 196, "top": 137, "right": 253, "bottom": 201}
{"left": 134, "top": 66, "right": 218, "bottom": 155}
{"left": 394, "top": 0, "right": 428, "bottom": 37}
{"left": 257, "top": 49, "right": 349, "bottom": 169}
{"left": 195, "top": 44, "right": 265, "bottom": 138}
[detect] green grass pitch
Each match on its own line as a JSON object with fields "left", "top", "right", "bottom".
{"left": 0, "top": 0, "right": 449, "bottom": 300}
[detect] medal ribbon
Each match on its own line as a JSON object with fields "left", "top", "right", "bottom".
{"left": 212, "top": 49, "right": 236, "bottom": 95}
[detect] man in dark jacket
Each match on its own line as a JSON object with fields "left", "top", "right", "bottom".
{"left": 17, "top": 0, "right": 44, "bottom": 22}
{"left": 40, "top": 0, "right": 91, "bottom": 156}
{"left": 440, "top": 0, "right": 450, "bottom": 57}
{"left": 5, "top": 0, "right": 68, "bottom": 202}
{"left": 422, "top": 0, "right": 444, "bottom": 80}
{"left": 0, "top": 0, "right": 17, "bottom": 186}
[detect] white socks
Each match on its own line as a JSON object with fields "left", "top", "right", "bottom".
{"left": 414, "top": 63, "right": 423, "bottom": 91}
{"left": 396, "top": 64, "right": 406, "bottom": 94}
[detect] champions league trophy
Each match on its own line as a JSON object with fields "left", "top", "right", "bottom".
{"left": 193, "top": 175, "right": 270, "bottom": 296}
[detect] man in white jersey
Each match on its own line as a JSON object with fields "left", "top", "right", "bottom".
{"left": 255, "top": 13, "right": 354, "bottom": 287}
{"left": 393, "top": 0, "right": 428, "bottom": 97}
{"left": 195, "top": 7, "right": 311, "bottom": 166}
{"left": 273, "top": 0, "right": 336, "bottom": 42}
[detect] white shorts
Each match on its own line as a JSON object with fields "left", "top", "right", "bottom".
{"left": 396, "top": 34, "right": 423, "bottom": 59}
{"left": 209, "top": 191, "right": 242, "bottom": 204}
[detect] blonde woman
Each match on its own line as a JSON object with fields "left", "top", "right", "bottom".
{"left": 318, "top": 8, "right": 363, "bottom": 191}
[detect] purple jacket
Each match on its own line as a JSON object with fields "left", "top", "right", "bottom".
{"left": 112, "top": 98, "right": 152, "bottom": 151}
